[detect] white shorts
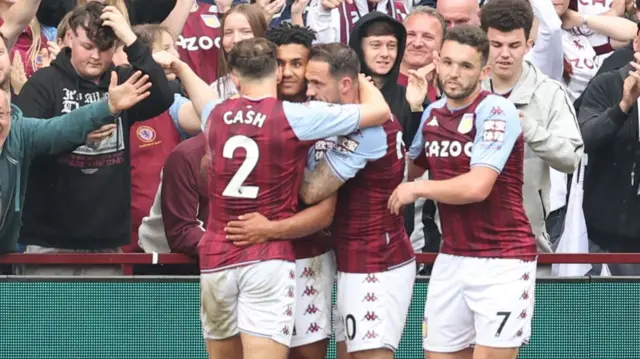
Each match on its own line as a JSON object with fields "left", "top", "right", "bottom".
{"left": 291, "top": 251, "right": 336, "bottom": 347}
{"left": 423, "top": 254, "right": 537, "bottom": 352}
{"left": 334, "top": 260, "right": 416, "bottom": 353}
{"left": 200, "top": 260, "right": 296, "bottom": 347}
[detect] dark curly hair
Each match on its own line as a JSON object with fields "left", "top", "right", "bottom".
{"left": 265, "top": 22, "right": 316, "bottom": 49}
{"left": 479, "top": 0, "right": 534, "bottom": 40}
{"left": 68, "top": 1, "right": 118, "bottom": 51}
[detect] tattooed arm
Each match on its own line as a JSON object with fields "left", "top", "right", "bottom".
{"left": 301, "top": 126, "right": 389, "bottom": 205}
{"left": 299, "top": 159, "right": 345, "bottom": 205}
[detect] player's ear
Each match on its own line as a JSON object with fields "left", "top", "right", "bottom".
{"left": 480, "top": 63, "right": 492, "bottom": 82}
{"left": 276, "top": 65, "right": 283, "bottom": 84}
{"left": 338, "top": 76, "right": 352, "bottom": 96}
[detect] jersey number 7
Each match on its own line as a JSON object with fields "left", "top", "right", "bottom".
{"left": 222, "top": 135, "right": 260, "bottom": 199}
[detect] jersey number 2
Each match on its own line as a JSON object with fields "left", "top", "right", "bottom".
{"left": 223, "top": 135, "right": 260, "bottom": 199}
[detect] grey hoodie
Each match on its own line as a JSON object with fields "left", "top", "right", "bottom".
{"left": 483, "top": 61, "right": 584, "bottom": 253}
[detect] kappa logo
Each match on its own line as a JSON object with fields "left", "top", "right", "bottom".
{"left": 300, "top": 267, "right": 316, "bottom": 278}
{"left": 489, "top": 106, "right": 505, "bottom": 116}
{"left": 362, "top": 274, "right": 379, "bottom": 284}
{"left": 283, "top": 305, "right": 293, "bottom": 317}
{"left": 362, "top": 311, "right": 379, "bottom": 321}
{"left": 307, "top": 322, "right": 321, "bottom": 334}
{"left": 302, "top": 285, "right": 318, "bottom": 297}
{"left": 362, "top": 292, "right": 378, "bottom": 302}
{"left": 427, "top": 117, "right": 438, "bottom": 127}
{"left": 304, "top": 304, "right": 320, "bottom": 315}
{"left": 519, "top": 309, "right": 527, "bottom": 319}
{"left": 362, "top": 330, "right": 378, "bottom": 340}
{"left": 520, "top": 290, "right": 530, "bottom": 300}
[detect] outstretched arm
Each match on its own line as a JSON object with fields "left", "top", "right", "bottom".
{"left": 1, "top": 0, "right": 42, "bottom": 49}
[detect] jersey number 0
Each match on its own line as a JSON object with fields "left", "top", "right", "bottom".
{"left": 222, "top": 135, "right": 260, "bottom": 199}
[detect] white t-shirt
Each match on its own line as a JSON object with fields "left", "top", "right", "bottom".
{"left": 561, "top": 31, "right": 599, "bottom": 102}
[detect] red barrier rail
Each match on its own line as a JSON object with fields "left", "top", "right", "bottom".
{"left": 1, "top": 253, "right": 640, "bottom": 265}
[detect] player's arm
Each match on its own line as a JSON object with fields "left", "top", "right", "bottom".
{"left": 419, "top": 97, "right": 520, "bottom": 204}
{"left": 406, "top": 110, "right": 432, "bottom": 181}
{"left": 300, "top": 127, "right": 387, "bottom": 205}
{"left": 225, "top": 194, "right": 337, "bottom": 246}
{"left": 0, "top": 0, "right": 41, "bottom": 49}
{"left": 389, "top": 97, "right": 521, "bottom": 213}
{"left": 284, "top": 75, "right": 391, "bottom": 142}
{"left": 173, "top": 59, "right": 218, "bottom": 118}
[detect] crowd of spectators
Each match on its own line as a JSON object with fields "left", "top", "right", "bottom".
{"left": 0, "top": 0, "right": 639, "bottom": 276}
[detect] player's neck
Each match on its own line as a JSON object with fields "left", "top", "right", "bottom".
{"left": 239, "top": 82, "right": 278, "bottom": 100}
{"left": 490, "top": 67, "right": 522, "bottom": 95}
{"left": 280, "top": 92, "right": 307, "bottom": 103}
{"left": 341, "top": 89, "right": 359, "bottom": 104}
{"left": 446, "top": 85, "right": 482, "bottom": 109}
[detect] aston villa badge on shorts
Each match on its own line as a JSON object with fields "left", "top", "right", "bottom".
{"left": 458, "top": 113, "right": 474, "bottom": 134}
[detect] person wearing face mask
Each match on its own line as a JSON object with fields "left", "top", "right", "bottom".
{"left": 480, "top": 0, "right": 583, "bottom": 275}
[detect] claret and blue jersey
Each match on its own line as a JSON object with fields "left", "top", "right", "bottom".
{"left": 196, "top": 96, "right": 364, "bottom": 272}
{"left": 311, "top": 117, "right": 415, "bottom": 273}
{"left": 408, "top": 91, "right": 536, "bottom": 261}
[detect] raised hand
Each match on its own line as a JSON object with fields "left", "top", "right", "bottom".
{"left": 152, "top": 50, "right": 184, "bottom": 81}
{"left": 620, "top": 52, "right": 640, "bottom": 112}
{"left": 107, "top": 71, "right": 152, "bottom": 114}
{"left": 256, "top": 0, "right": 286, "bottom": 22}
{"left": 291, "top": 0, "right": 310, "bottom": 17}
{"left": 10, "top": 52, "right": 27, "bottom": 94}
{"left": 406, "top": 63, "right": 435, "bottom": 111}
{"left": 321, "top": 0, "right": 352, "bottom": 11}
{"left": 101, "top": 6, "right": 137, "bottom": 46}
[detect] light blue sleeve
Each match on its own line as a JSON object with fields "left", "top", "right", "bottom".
{"left": 408, "top": 107, "right": 432, "bottom": 161}
{"left": 200, "top": 99, "right": 225, "bottom": 132}
{"left": 323, "top": 126, "right": 387, "bottom": 181}
{"left": 168, "top": 94, "right": 191, "bottom": 139}
{"left": 470, "top": 95, "right": 522, "bottom": 173}
{"left": 283, "top": 101, "right": 362, "bottom": 141}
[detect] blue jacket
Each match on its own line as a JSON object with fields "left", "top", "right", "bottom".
{"left": 0, "top": 100, "right": 117, "bottom": 253}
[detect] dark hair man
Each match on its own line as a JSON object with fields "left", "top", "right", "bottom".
{"left": 15, "top": 2, "right": 175, "bottom": 276}
{"left": 297, "top": 42, "right": 416, "bottom": 359}
{"left": 480, "top": 0, "right": 583, "bottom": 273}
{"left": 389, "top": 25, "right": 536, "bottom": 359}
{"left": 167, "top": 36, "right": 391, "bottom": 359}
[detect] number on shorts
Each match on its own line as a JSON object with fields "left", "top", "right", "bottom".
{"left": 345, "top": 314, "right": 356, "bottom": 340}
{"left": 495, "top": 311, "right": 511, "bottom": 337}
{"left": 222, "top": 135, "right": 260, "bottom": 199}
{"left": 396, "top": 131, "right": 405, "bottom": 159}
